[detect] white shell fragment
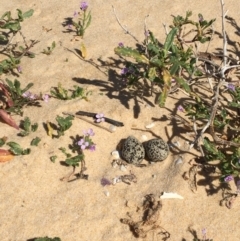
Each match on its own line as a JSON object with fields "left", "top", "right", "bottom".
{"left": 174, "top": 156, "right": 183, "bottom": 165}
{"left": 172, "top": 141, "right": 180, "bottom": 147}
{"left": 145, "top": 122, "right": 155, "bottom": 129}
{"left": 103, "top": 190, "right": 110, "bottom": 197}
{"left": 112, "top": 177, "right": 121, "bottom": 185}
{"left": 141, "top": 135, "right": 148, "bottom": 141}
{"left": 160, "top": 192, "right": 184, "bottom": 199}
{"left": 120, "top": 164, "right": 127, "bottom": 172}
{"left": 111, "top": 150, "right": 120, "bottom": 159}
{"left": 109, "top": 125, "right": 117, "bottom": 133}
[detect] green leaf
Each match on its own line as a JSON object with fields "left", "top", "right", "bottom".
{"left": 22, "top": 9, "right": 34, "bottom": 19}
{"left": 174, "top": 76, "right": 191, "bottom": 93}
{"left": 7, "top": 142, "right": 23, "bottom": 155}
{"left": 0, "top": 35, "right": 7, "bottom": 41}
{"left": 22, "top": 116, "right": 31, "bottom": 132}
{"left": 6, "top": 142, "right": 31, "bottom": 155}
{"left": 2, "top": 21, "right": 21, "bottom": 32}
{"left": 0, "top": 137, "right": 7, "bottom": 147}
{"left": 56, "top": 115, "right": 73, "bottom": 133}
{"left": 163, "top": 27, "right": 178, "bottom": 53}
{"left": 114, "top": 46, "right": 149, "bottom": 64}
{"left": 30, "top": 137, "right": 41, "bottom": 146}
{"left": 59, "top": 147, "right": 72, "bottom": 158}
{"left": 71, "top": 86, "right": 85, "bottom": 99}
{"left": 52, "top": 41, "right": 56, "bottom": 49}
{"left": 20, "top": 82, "right": 33, "bottom": 94}
{"left": 65, "top": 155, "right": 84, "bottom": 167}
{"left": 22, "top": 148, "right": 31, "bottom": 155}
{"left": 50, "top": 155, "right": 57, "bottom": 163}
{"left": 31, "top": 123, "right": 38, "bottom": 132}
{"left": 84, "top": 12, "right": 91, "bottom": 29}
{"left": 1, "top": 11, "right": 11, "bottom": 20}
{"left": 17, "top": 9, "right": 23, "bottom": 21}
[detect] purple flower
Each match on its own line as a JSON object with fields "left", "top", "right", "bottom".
{"left": 73, "top": 10, "right": 78, "bottom": 17}
{"left": 29, "top": 94, "right": 37, "bottom": 100}
{"left": 22, "top": 91, "right": 31, "bottom": 98}
{"left": 202, "top": 228, "right": 207, "bottom": 239}
{"left": 224, "top": 175, "right": 234, "bottom": 182}
{"left": 89, "top": 144, "right": 96, "bottom": 151}
{"left": 95, "top": 113, "right": 105, "bottom": 123}
{"left": 68, "top": 24, "right": 72, "bottom": 29}
{"left": 101, "top": 177, "right": 112, "bottom": 186}
{"left": 177, "top": 105, "right": 184, "bottom": 112}
{"left": 77, "top": 138, "right": 89, "bottom": 150}
{"left": 120, "top": 67, "right": 128, "bottom": 75}
{"left": 144, "top": 30, "right": 150, "bottom": 37}
{"left": 227, "top": 83, "right": 235, "bottom": 91}
{"left": 83, "top": 128, "right": 95, "bottom": 136}
{"left": 17, "top": 66, "right": 22, "bottom": 73}
{"left": 80, "top": 1, "right": 88, "bottom": 11}
{"left": 42, "top": 94, "right": 49, "bottom": 103}
{"left": 118, "top": 42, "right": 124, "bottom": 47}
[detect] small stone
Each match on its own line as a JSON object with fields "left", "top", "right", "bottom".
{"left": 143, "top": 138, "right": 169, "bottom": 162}
{"left": 109, "top": 125, "right": 116, "bottom": 133}
{"left": 145, "top": 122, "right": 155, "bottom": 129}
{"left": 141, "top": 135, "right": 148, "bottom": 141}
{"left": 103, "top": 190, "right": 110, "bottom": 197}
{"left": 121, "top": 136, "right": 145, "bottom": 165}
{"left": 111, "top": 150, "right": 120, "bottom": 159}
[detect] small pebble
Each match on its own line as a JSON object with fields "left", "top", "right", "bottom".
{"left": 145, "top": 122, "right": 155, "bottom": 129}
{"left": 120, "top": 164, "right": 127, "bottom": 172}
{"left": 111, "top": 150, "right": 120, "bottom": 159}
{"left": 141, "top": 135, "right": 148, "bottom": 141}
{"left": 112, "top": 177, "right": 121, "bottom": 185}
{"left": 103, "top": 190, "right": 110, "bottom": 197}
{"left": 175, "top": 156, "right": 183, "bottom": 165}
{"left": 109, "top": 125, "right": 116, "bottom": 133}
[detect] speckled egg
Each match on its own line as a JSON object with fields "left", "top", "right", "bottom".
{"left": 121, "top": 136, "right": 145, "bottom": 165}
{"left": 143, "top": 138, "right": 169, "bottom": 162}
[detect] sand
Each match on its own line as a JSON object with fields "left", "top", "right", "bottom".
{"left": 1, "top": 0, "right": 240, "bottom": 240}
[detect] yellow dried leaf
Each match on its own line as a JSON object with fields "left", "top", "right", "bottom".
{"left": 80, "top": 43, "right": 87, "bottom": 59}
{"left": 47, "top": 121, "right": 53, "bottom": 138}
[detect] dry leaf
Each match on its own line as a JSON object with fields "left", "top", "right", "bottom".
{"left": 47, "top": 121, "right": 53, "bottom": 138}
{"left": 80, "top": 42, "right": 87, "bottom": 59}
{"left": 0, "top": 149, "right": 14, "bottom": 163}
{"left": 0, "top": 109, "right": 19, "bottom": 130}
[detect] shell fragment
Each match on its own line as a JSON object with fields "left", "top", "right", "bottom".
{"left": 111, "top": 150, "right": 120, "bottom": 159}
{"left": 160, "top": 192, "right": 184, "bottom": 199}
{"left": 145, "top": 122, "right": 155, "bottom": 129}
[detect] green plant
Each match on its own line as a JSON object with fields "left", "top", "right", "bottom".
{"left": 70, "top": 1, "right": 91, "bottom": 37}
{"left": 59, "top": 128, "right": 96, "bottom": 181}
{"left": 0, "top": 78, "right": 43, "bottom": 129}
{"left": 50, "top": 83, "right": 88, "bottom": 100}
{"left": 0, "top": 9, "right": 37, "bottom": 75}
{"left": 42, "top": 41, "right": 56, "bottom": 55}
{"left": 6, "top": 141, "right": 30, "bottom": 155}
{"left": 46, "top": 115, "right": 74, "bottom": 138}
{"left": 114, "top": 11, "right": 215, "bottom": 107}
{"left": 30, "top": 137, "right": 41, "bottom": 146}
{"left": 19, "top": 116, "right": 38, "bottom": 136}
